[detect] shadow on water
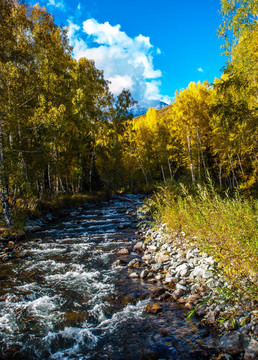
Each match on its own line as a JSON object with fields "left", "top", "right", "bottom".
{"left": 0, "top": 195, "right": 220, "bottom": 359}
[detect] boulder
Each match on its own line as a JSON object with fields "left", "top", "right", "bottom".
{"left": 244, "top": 338, "right": 258, "bottom": 360}
{"left": 219, "top": 332, "right": 244, "bottom": 355}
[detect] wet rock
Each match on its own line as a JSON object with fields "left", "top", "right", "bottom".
{"left": 113, "top": 259, "right": 127, "bottom": 266}
{"left": 219, "top": 332, "right": 244, "bottom": 355}
{"left": 133, "top": 241, "right": 143, "bottom": 252}
{"left": 129, "top": 272, "right": 139, "bottom": 278}
{"left": 8, "top": 241, "right": 15, "bottom": 249}
{"left": 128, "top": 258, "right": 141, "bottom": 268}
{"left": 70, "top": 211, "right": 80, "bottom": 217}
{"left": 150, "top": 288, "right": 166, "bottom": 299}
{"left": 160, "top": 328, "right": 170, "bottom": 336}
{"left": 195, "top": 306, "right": 207, "bottom": 318}
{"left": 184, "top": 294, "right": 201, "bottom": 304}
{"left": 140, "top": 269, "right": 149, "bottom": 279}
{"left": 45, "top": 213, "right": 53, "bottom": 221}
{"left": 189, "top": 349, "right": 209, "bottom": 359}
{"left": 146, "top": 302, "right": 162, "bottom": 314}
{"left": 172, "top": 289, "right": 185, "bottom": 300}
{"left": 244, "top": 338, "right": 258, "bottom": 360}
{"left": 24, "top": 225, "right": 42, "bottom": 232}
{"left": 117, "top": 248, "right": 130, "bottom": 255}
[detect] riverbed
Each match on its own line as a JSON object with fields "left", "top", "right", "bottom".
{"left": 0, "top": 194, "right": 220, "bottom": 359}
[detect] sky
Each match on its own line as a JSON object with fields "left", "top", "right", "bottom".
{"left": 30, "top": 0, "right": 227, "bottom": 105}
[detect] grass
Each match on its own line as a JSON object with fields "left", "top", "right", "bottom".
{"left": 145, "top": 181, "right": 258, "bottom": 304}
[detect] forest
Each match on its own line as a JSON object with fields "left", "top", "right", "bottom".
{"left": 0, "top": 0, "right": 257, "bottom": 231}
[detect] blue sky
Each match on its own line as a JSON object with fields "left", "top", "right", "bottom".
{"left": 30, "top": 0, "right": 227, "bottom": 104}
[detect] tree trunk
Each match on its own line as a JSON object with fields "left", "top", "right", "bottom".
{"left": 0, "top": 121, "right": 13, "bottom": 227}
{"left": 161, "top": 165, "right": 166, "bottom": 184}
{"left": 186, "top": 132, "right": 195, "bottom": 184}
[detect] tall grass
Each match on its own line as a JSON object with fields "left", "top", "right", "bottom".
{"left": 147, "top": 182, "right": 258, "bottom": 303}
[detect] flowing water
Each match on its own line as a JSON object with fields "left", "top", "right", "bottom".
{"left": 0, "top": 195, "right": 220, "bottom": 359}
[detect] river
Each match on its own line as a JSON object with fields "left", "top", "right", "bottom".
{"left": 0, "top": 194, "right": 220, "bottom": 359}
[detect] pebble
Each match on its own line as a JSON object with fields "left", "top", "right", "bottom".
{"left": 129, "top": 272, "right": 139, "bottom": 278}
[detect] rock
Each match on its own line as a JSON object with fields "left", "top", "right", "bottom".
{"left": 206, "top": 311, "right": 217, "bottom": 325}
{"left": 113, "top": 259, "right": 127, "bottom": 266}
{"left": 151, "top": 263, "right": 163, "bottom": 272}
{"left": 133, "top": 241, "right": 143, "bottom": 252}
{"left": 190, "top": 265, "right": 206, "bottom": 278}
{"left": 189, "top": 349, "right": 209, "bottom": 359}
{"left": 155, "top": 252, "right": 170, "bottom": 263}
{"left": 175, "top": 263, "right": 190, "bottom": 277}
{"left": 150, "top": 288, "right": 166, "bottom": 299}
{"left": 117, "top": 248, "right": 130, "bottom": 255}
{"left": 8, "top": 241, "right": 15, "bottom": 249}
{"left": 155, "top": 273, "right": 164, "bottom": 281}
{"left": 142, "top": 254, "right": 153, "bottom": 261}
{"left": 184, "top": 294, "right": 201, "bottom": 304}
{"left": 224, "top": 320, "right": 239, "bottom": 331}
{"left": 172, "top": 289, "right": 184, "bottom": 300}
{"left": 70, "top": 211, "right": 80, "bottom": 217}
{"left": 24, "top": 225, "right": 41, "bottom": 232}
{"left": 46, "top": 213, "right": 53, "bottom": 221}
{"left": 128, "top": 258, "right": 141, "bottom": 268}
{"left": 140, "top": 269, "right": 149, "bottom": 279}
{"left": 244, "top": 338, "right": 258, "bottom": 360}
{"left": 176, "top": 283, "right": 188, "bottom": 292}
{"left": 195, "top": 306, "right": 207, "bottom": 318}
{"left": 129, "top": 272, "right": 139, "bottom": 278}
{"left": 148, "top": 245, "right": 157, "bottom": 253}
{"left": 146, "top": 302, "right": 162, "bottom": 314}
{"left": 219, "top": 332, "right": 244, "bottom": 355}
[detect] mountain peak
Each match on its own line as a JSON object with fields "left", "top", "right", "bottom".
{"left": 130, "top": 100, "right": 168, "bottom": 117}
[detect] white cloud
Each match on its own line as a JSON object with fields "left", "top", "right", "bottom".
{"left": 68, "top": 18, "right": 171, "bottom": 103}
{"left": 197, "top": 67, "right": 204, "bottom": 72}
{"left": 108, "top": 75, "right": 134, "bottom": 94}
{"left": 47, "top": 0, "right": 65, "bottom": 9}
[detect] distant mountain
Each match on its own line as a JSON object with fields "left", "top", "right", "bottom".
{"left": 130, "top": 100, "right": 169, "bottom": 117}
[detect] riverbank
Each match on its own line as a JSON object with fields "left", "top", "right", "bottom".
{"left": 125, "top": 218, "right": 258, "bottom": 359}
{"left": 0, "top": 191, "right": 112, "bottom": 241}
